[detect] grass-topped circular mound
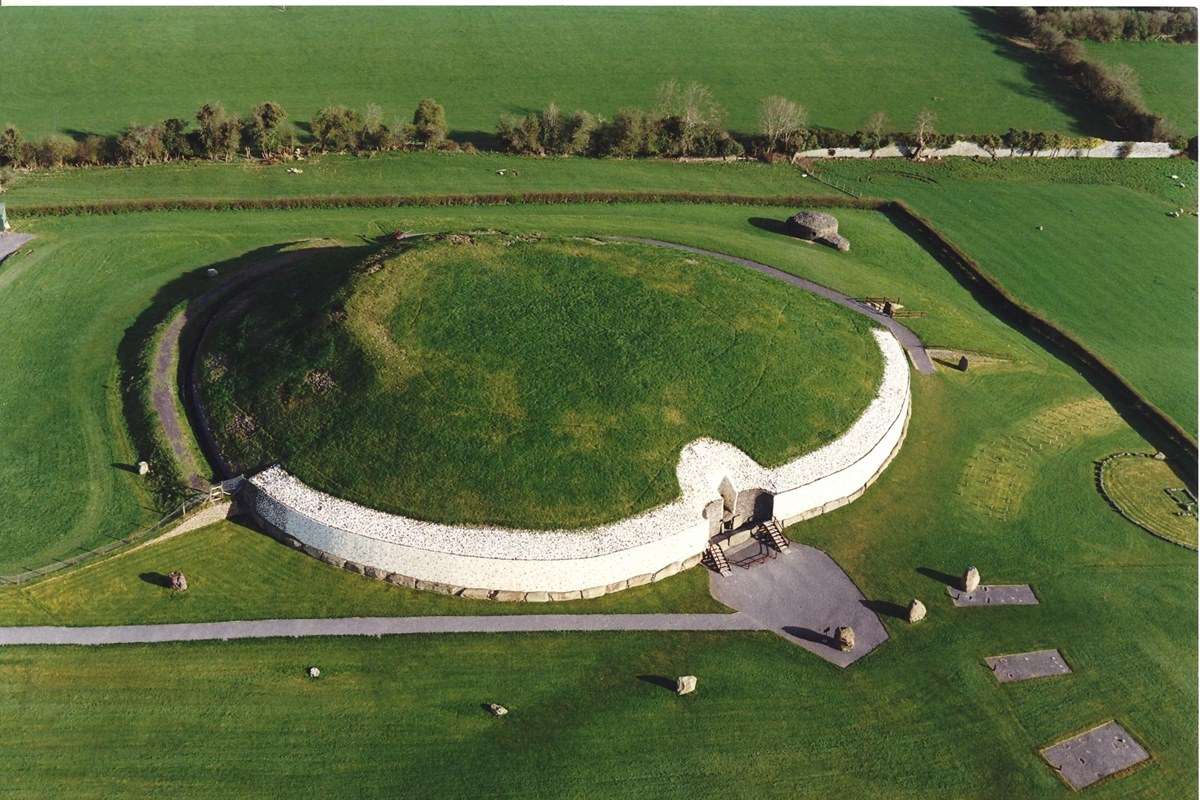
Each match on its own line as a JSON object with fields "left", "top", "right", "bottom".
{"left": 197, "top": 234, "right": 884, "bottom": 528}
{"left": 1100, "top": 453, "right": 1197, "bottom": 549}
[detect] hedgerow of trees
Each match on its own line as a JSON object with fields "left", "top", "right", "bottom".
{"left": 1001, "top": 7, "right": 1189, "bottom": 145}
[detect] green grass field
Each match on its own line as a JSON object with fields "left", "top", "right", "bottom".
{"left": 0, "top": 202, "right": 1031, "bottom": 573}
{"left": 0, "top": 152, "right": 826, "bottom": 207}
{"left": 1085, "top": 41, "right": 1198, "bottom": 136}
{"left": 199, "top": 236, "right": 881, "bottom": 527}
{"left": 0, "top": 6, "right": 1108, "bottom": 139}
{"left": 1, "top": 367, "right": 1193, "bottom": 798}
{"left": 820, "top": 157, "right": 1199, "bottom": 437}
{"left": 0, "top": 519, "right": 722, "bottom": 624}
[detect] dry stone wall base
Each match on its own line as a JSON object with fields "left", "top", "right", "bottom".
{"left": 795, "top": 140, "right": 1180, "bottom": 160}
{"left": 245, "top": 330, "right": 910, "bottom": 599}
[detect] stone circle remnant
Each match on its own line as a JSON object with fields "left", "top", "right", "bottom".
{"left": 958, "top": 355, "right": 969, "bottom": 372}
{"left": 835, "top": 626, "right": 856, "bottom": 651}
{"left": 486, "top": 703, "right": 509, "bottom": 717}
{"left": 675, "top": 675, "right": 698, "bottom": 696}
{"left": 167, "top": 571, "right": 188, "bottom": 591}
{"left": 962, "top": 566, "right": 980, "bottom": 593}
{"left": 307, "top": 666, "right": 321, "bottom": 679}
{"left": 786, "top": 210, "right": 851, "bottom": 251}
{"left": 907, "top": 598, "right": 927, "bottom": 624}
{"left": 137, "top": 461, "right": 150, "bottom": 476}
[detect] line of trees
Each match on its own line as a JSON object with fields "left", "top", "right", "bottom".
{"left": 0, "top": 81, "right": 1188, "bottom": 175}
{"left": 495, "top": 81, "right": 744, "bottom": 158}
{"left": 1033, "top": 7, "right": 1196, "bottom": 43}
{"left": 0, "top": 98, "right": 452, "bottom": 169}
{"left": 1000, "top": 7, "right": 1186, "bottom": 144}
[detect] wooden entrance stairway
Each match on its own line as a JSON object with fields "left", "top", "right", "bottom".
{"left": 758, "top": 518, "right": 789, "bottom": 552}
{"left": 703, "top": 544, "right": 732, "bottom": 576}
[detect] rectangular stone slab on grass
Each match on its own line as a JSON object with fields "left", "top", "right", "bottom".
{"left": 985, "top": 649, "right": 1071, "bottom": 683}
{"left": 947, "top": 584, "right": 1038, "bottom": 607}
{"left": 1041, "top": 721, "right": 1149, "bottom": 790}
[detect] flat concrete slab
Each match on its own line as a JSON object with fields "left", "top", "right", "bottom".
{"left": 986, "top": 649, "right": 1071, "bottom": 683}
{"left": 709, "top": 544, "right": 888, "bottom": 667}
{"left": 0, "top": 233, "right": 33, "bottom": 264}
{"left": 1041, "top": 721, "right": 1149, "bottom": 790}
{"left": 948, "top": 584, "right": 1039, "bottom": 607}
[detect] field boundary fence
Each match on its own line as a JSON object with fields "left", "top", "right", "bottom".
{"left": 0, "top": 478, "right": 242, "bottom": 586}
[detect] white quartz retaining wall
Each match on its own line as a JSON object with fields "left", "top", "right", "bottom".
{"left": 245, "top": 329, "right": 911, "bottom": 600}
{"left": 796, "top": 140, "right": 1181, "bottom": 159}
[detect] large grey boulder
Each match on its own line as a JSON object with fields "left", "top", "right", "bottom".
{"left": 786, "top": 211, "right": 850, "bottom": 251}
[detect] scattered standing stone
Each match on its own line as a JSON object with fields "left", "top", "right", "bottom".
{"left": 206, "top": 268, "right": 219, "bottom": 278}
{"left": 307, "top": 666, "right": 321, "bottom": 679}
{"left": 675, "top": 675, "right": 697, "bottom": 696}
{"left": 835, "top": 626, "right": 855, "bottom": 651}
{"left": 1154, "top": 451, "right": 1167, "bottom": 461}
{"left": 907, "top": 598, "right": 927, "bottom": 624}
{"left": 962, "top": 566, "right": 980, "bottom": 593}
{"left": 167, "top": 571, "right": 188, "bottom": 591}
{"left": 957, "top": 355, "right": 969, "bottom": 372}
{"left": 486, "top": 703, "right": 508, "bottom": 717}
{"left": 1036, "top": 225, "right": 1044, "bottom": 231}
{"left": 137, "top": 461, "right": 150, "bottom": 476}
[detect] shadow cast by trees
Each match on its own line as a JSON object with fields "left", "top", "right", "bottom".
{"left": 961, "top": 7, "right": 1119, "bottom": 139}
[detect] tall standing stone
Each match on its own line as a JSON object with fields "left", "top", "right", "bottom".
{"left": 675, "top": 675, "right": 697, "bottom": 696}
{"left": 907, "top": 598, "right": 927, "bottom": 624}
{"left": 962, "top": 566, "right": 980, "bottom": 593}
{"left": 835, "top": 626, "right": 856, "bottom": 651}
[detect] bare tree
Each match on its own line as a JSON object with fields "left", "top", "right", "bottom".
{"left": 758, "top": 96, "right": 808, "bottom": 154}
{"left": 913, "top": 109, "right": 937, "bottom": 154}
{"left": 657, "top": 80, "right": 725, "bottom": 154}
{"left": 860, "top": 111, "right": 889, "bottom": 155}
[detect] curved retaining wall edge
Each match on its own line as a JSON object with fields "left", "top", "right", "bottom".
{"left": 246, "top": 330, "right": 911, "bottom": 598}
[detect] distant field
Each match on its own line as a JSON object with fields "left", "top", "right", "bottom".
{"left": 1086, "top": 41, "right": 1198, "bottom": 136}
{"left": 0, "top": 6, "right": 1106, "bottom": 138}
{"left": 821, "top": 158, "right": 1199, "bottom": 438}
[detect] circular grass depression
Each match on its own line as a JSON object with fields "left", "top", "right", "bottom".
{"left": 197, "top": 235, "right": 884, "bottom": 529}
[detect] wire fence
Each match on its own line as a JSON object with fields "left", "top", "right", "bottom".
{"left": 0, "top": 479, "right": 242, "bottom": 587}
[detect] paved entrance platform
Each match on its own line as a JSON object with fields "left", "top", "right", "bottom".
{"left": 709, "top": 544, "right": 888, "bottom": 667}
{"left": 986, "top": 649, "right": 1071, "bottom": 683}
{"left": 0, "top": 233, "right": 33, "bottom": 264}
{"left": 948, "top": 584, "right": 1039, "bottom": 607}
{"left": 1041, "top": 721, "right": 1149, "bottom": 790}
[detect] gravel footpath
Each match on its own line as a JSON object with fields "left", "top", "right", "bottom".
{"left": 0, "top": 613, "right": 761, "bottom": 646}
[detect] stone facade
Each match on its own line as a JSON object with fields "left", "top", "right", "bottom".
{"left": 243, "top": 330, "right": 912, "bottom": 600}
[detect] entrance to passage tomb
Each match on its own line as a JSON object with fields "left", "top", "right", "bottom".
{"left": 702, "top": 479, "right": 786, "bottom": 575}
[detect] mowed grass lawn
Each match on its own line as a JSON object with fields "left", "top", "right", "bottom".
{"left": 199, "top": 237, "right": 882, "bottom": 527}
{"left": 0, "top": 368, "right": 1193, "bottom": 797}
{"left": 0, "top": 202, "right": 1031, "bottom": 572}
{"left": 0, "top": 6, "right": 1104, "bottom": 138}
{"left": 1085, "top": 41, "right": 1198, "bottom": 136}
{"left": 0, "top": 152, "right": 827, "bottom": 207}
{"left": 822, "top": 157, "right": 1199, "bottom": 437}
